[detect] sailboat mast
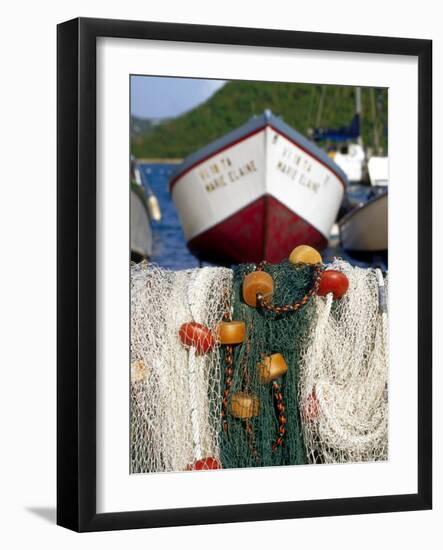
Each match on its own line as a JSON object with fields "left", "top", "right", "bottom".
{"left": 370, "top": 88, "right": 381, "bottom": 154}
{"left": 355, "top": 86, "right": 363, "bottom": 146}
{"left": 315, "top": 85, "right": 326, "bottom": 128}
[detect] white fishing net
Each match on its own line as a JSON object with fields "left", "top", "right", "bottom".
{"left": 130, "top": 262, "right": 233, "bottom": 473}
{"left": 131, "top": 259, "right": 389, "bottom": 472}
{"left": 298, "top": 259, "right": 389, "bottom": 464}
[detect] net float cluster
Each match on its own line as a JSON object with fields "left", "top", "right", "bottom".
{"left": 178, "top": 244, "right": 349, "bottom": 469}
{"left": 131, "top": 256, "right": 388, "bottom": 474}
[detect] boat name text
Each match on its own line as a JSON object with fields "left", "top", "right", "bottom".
{"left": 276, "top": 147, "right": 329, "bottom": 193}
{"left": 197, "top": 156, "right": 258, "bottom": 193}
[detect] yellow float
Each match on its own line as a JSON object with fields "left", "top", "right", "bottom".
{"left": 289, "top": 244, "right": 322, "bottom": 265}
{"left": 131, "top": 359, "right": 146, "bottom": 383}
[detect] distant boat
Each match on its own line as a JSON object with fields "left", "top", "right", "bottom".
{"left": 339, "top": 188, "right": 387, "bottom": 252}
{"left": 131, "top": 159, "right": 162, "bottom": 262}
{"left": 312, "top": 87, "right": 387, "bottom": 186}
{"left": 367, "top": 156, "right": 388, "bottom": 187}
{"left": 330, "top": 143, "right": 366, "bottom": 183}
{"left": 169, "top": 110, "right": 348, "bottom": 264}
{"left": 339, "top": 147, "right": 388, "bottom": 252}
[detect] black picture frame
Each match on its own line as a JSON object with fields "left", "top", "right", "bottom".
{"left": 57, "top": 17, "right": 432, "bottom": 532}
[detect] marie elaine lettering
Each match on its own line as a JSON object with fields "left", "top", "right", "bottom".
{"left": 275, "top": 147, "right": 324, "bottom": 193}
{"left": 198, "top": 156, "right": 258, "bottom": 193}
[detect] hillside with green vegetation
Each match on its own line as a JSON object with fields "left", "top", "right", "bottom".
{"left": 131, "top": 81, "right": 387, "bottom": 159}
{"left": 131, "top": 116, "right": 170, "bottom": 137}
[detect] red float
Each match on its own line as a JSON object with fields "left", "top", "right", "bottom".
{"left": 302, "top": 392, "right": 319, "bottom": 421}
{"left": 317, "top": 269, "right": 349, "bottom": 299}
{"left": 179, "top": 321, "right": 215, "bottom": 355}
{"left": 186, "top": 457, "right": 221, "bottom": 470}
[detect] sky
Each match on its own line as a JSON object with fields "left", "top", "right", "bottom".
{"left": 131, "top": 76, "right": 226, "bottom": 119}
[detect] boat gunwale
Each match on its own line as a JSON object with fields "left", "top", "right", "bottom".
{"left": 130, "top": 181, "right": 151, "bottom": 219}
{"left": 338, "top": 187, "right": 388, "bottom": 228}
{"left": 168, "top": 111, "right": 348, "bottom": 192}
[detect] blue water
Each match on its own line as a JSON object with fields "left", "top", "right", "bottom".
{"left": 140, "top": 163, "right": 202, "bottom": 270}
{"left": 140, "top": 163, "right": 387, "bottom": 271}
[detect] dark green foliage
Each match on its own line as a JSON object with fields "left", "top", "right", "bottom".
{"left": 131, "top": 81, "right": 388, "bottom": 159}
{"left": 218, "top": 261, "right": 318, "bottom": 469}
{"left": 131, "top": 115, "right": 169, "bottom": 137}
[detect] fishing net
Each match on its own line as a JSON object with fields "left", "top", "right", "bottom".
{"left": 298, "top": 259, "right": 389, "bottom": 464}
{"left": 218, "top": 261, "right": 318, "bottom": 469}
{"left": 130, "top": 262, "right": 233, "bottom": 473}
{"left": 130, "top": 258, "right": 388, "bottom": 473}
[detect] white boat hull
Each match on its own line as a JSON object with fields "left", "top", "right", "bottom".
{"left": 339, "top": 191, "right": 388, "bottom": 251}
{"left": 131, "top": 189, "right": 153, "bottom": 259}
{"left": 170, "top": 114, "right": 346, "bottom": 263}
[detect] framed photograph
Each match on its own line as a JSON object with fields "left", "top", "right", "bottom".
{"left": 57, "top": 17, "right": 432, "bottom": 532}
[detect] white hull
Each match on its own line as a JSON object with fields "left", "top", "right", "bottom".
{"left": 131, "top": 189, "right": 152, "bottom": 259}
{"left": 368, "top": 156, "right": 389, "bottom": 186}
{"left": 171, "top": 124, "right": 345, "bottom": 244}
{"left": 331, "top": 143, "right": 365, "bottom": 183}
{"left": 339, "top": 191, "right": 388, "bottom": 251}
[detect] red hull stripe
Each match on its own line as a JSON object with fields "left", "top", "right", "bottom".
{"left": 188, "top": 189, "right": 328, "bottom": 241}
{"left": 169, "top": 124, "right": 346, "bottom": 192}
{"left": 187, "top": 194, "right": 328, "bottom": 265}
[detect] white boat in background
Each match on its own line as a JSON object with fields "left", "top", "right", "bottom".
{"left": 169, "top": 110, "right": 348, "bottom": 264}
{"left": 130, "top": 160, "right": 162, "bottom": 262}
{"left": 330, "top": 143, "right": 366, "bottom": 183}
{"left": 339, "top": 151, "right": 388, "bottom": 252}
{"left": 368, "top": 156, "right": 389, "bottom": 186}
{"left": 131, "top": 183, "right": 153, "bottom": 262}
{"left": 339, "top": 188, "right": 388, "bottom": 252}
{"left": 313, "top": 87, "right": 368, "bottom": 184}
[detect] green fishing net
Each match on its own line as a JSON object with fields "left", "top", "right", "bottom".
{"left": 218, "top": 261, "right": 318, "bottom": 469}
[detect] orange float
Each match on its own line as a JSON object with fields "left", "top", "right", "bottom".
{"left": 216, "top": 320, "right": 246, "bottom": 345}
{"left": 230, "top": 392, "right": 260, "bottom": 419}
{"left": 178, "top": 321, "right": 215, "bottom": 355}
{"left": 242, "top": 271, "right": 274, "bottom": 307}
{"left": 257, "top": 353, "right": 288, "bottom": 383}
{"left": 317, "top": 270, "right": 349, "bottom": 299}
{"left": 302, "top": 392, "right": 319, "bottom": 421}
{"left": 186, "top": 457, "right": 221, "bottom": 470}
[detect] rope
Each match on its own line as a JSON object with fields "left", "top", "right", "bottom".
{"left": 255, "top": 262, "right": 323, "bottom": 314}
{"left": 219, "top": 262, "right": 314, "bottom": 469}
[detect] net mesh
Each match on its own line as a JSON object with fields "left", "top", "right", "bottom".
{"left": 298, "top": 259, "right": 389, "bottom": 464}
{"left": 218, "top": 261, "right": 317, "bottom": 468}
{"left": 130, "top": 262, "right": 232, "bottom": 473}
{"left": 130, "top": 259, "right": 389, "bottom": 473}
